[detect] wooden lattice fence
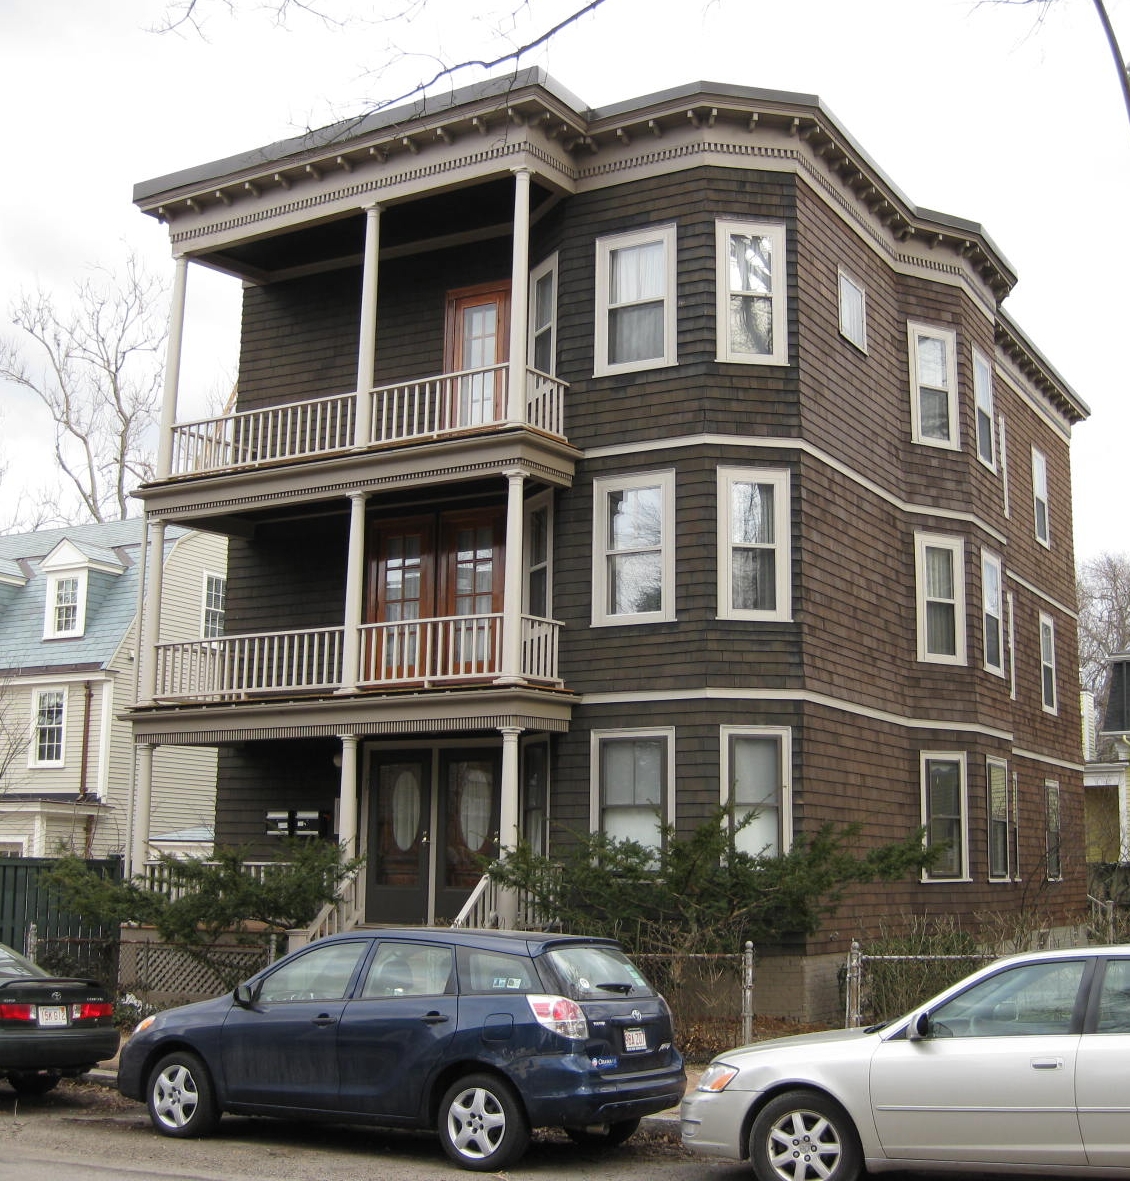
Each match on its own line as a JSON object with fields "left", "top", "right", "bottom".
{"left": 118, "top": 935, "right": 272, "bottom": 1007}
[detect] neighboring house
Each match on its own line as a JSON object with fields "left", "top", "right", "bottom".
{"left": 126, "top": 73, "right": 1088, "bottom": 1019}
{"left": 1088, "top": 658, "right": 1130, "bottom": 890}
{"left": 0, "top": 520, "right": 225, "bottom": 862}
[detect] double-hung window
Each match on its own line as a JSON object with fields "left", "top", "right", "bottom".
{"left": 1039, "top": 612, "right": 1057, "bottom": 713}
{"left": 202, "top": 573, "right": 226, "bottom": 639}
{"left": 529, "top": 253, "right": 557, "bottom": 375}
{"left": 973, "top": 347, "right": 996, "bottom": 469}
{"left": 987, "top": 757, "right": 1010, "bottom": 880}
{"left": 716, "top": 220, "right": 787, "bottom": 365}
{"left": 838, "top": 269, "right": 866, "bottom": 351}
{"left": 921, "top": 752, "right": 968, "bottom": 881}
{"left": 717, "top": 468, "right": 790, "bottom": 620}
{"left": 721, "top": 727, "right": 791, "bottom": 857}
{"left": 592, "top": 471, "right": 674, "bottom": 626}
{"left": 1032, "top": 447, "right": 1050, "bottom": 547}
{"left": 524, "top": 495, "right": 552, "bottom": 619}
{"left": 1045, "top": 780, "right": 1062, "bottom": 880}
{"left": 981, "top": 550, "right": 1004, "bottom": 676}
{"left": 908, "top": 323, "right": 958, "bottom": 448}
{"left": 915, "top": 533, "right": 966, "bottom": 664}
{"left": 591, "top": 729, "right": 673, "bottom": 852}
{"left": 31, "top": 689, "right": 66, "bottom": 767}
{"left": 44, "top": 573, "right": 86, "bottom": 639}
{"left": 595, "top": 225, "right": 676, "bottom": 376}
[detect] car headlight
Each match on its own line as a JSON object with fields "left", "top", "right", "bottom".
{"left": 697, "top": 1062, "right": 740, "bottom": 1092}
{"left": 134, "top": 1015, "right": 156, "bottom": 1035}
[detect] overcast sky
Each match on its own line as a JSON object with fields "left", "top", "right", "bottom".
{"left": 1, "top": 0, "right": 1126, "bottom": 562}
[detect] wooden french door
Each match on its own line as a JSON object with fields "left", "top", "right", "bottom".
{"left": 367, "top": 508, "right": 505, "bottom": 681}
{"left": 445, "top": 283, "right": 510, "bottom": 427}
{"left": 435, "top": 750, "right": 501, "bottom": 921}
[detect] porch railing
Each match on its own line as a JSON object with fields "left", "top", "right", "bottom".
{"left": 288, "top": 865, "right": 364, "bottom": 954}
{"left": 153, "top": 616, "right": 560, "bottom": 700}
{"left": 155, "top": 628, "right": 345, "bottom": 699}
{"left": 167, "top": 366, "right": 567, "bottom": 476}
{"left": 142, "top": 859, "right": 280, "bottom": 901}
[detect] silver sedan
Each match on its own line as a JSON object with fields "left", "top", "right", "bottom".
{"left": 681, "top": 945, "right": 1130, "bottom": 1181}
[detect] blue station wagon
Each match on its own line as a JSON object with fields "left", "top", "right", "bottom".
{"left": 118, "top": 927, "right": 685, "bottom": 1170}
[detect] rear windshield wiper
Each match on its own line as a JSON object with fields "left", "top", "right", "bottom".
{"left": 595, "top": 982, "right": 634, "bottom": 994}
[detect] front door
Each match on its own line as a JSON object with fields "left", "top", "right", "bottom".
{"left": 435, "top": 750, "right": 502, "bottom": 921}
{"left": 366, "top": 753, "right": 432, "bottom": 924}
{"left": 445, "top": 283, "right": 509, "bottom": 427}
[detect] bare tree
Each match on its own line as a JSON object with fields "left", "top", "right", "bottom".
{"left": 0, "top": 256, "right": 167, "bottom": 526}
{"left": 1078, "top": 552, "right": 1130, "bottom": 746}
{"left": 0, "top": 675, "right": 31, "bottom": 796}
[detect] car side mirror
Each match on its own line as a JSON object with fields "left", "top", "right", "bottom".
{"left": 905, "top": 1010, "right": 931, "bottom": 1041}
{"left": 233, "top": 982, "right": 255, "bottom": 1008}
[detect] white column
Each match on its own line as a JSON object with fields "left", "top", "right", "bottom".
{"left": 338, "top": 734, "right": 360, "bottom": 859}
{"left": 496, "top": 726, "right": 522, "bottom": 927}
{"left": 498, "top": 470, "right": 525, "bottom": 683}
{"left": 339, "top": 492, "right": 368, "bottom": 692}
{"left": 1120, "top": 769, "right": 1130, "bottom": 864}
{"left": 138, "top": 520, "right": 166, "bottom": 704}
{"left": 355, "top": 203, "right": 382, "bottom": 446}
{"left": 131, "top": 743, "right": 154, "bottom": 873}
{"left": 156, "top": 257, "right": 189, "bottom": 478}
{"left": 507, "top": 168, "right": 531, "bottom": 424}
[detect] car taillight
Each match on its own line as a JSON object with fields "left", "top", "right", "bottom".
{"left": 0, "top": 1003, "right": 35, "bottom": 1022}
{"left": 527, "top": 994, "right": 587, "bottom": 1038}
{"left": 72, "top": 1002, "right": 113, "bottom": 1021}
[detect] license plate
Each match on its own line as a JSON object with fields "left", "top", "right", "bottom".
{"left": 38, "top": 1006, "right": 67, "bottom": 1027}
{"left": 623, "top": 1027, "right": 647, "bottom": 1052}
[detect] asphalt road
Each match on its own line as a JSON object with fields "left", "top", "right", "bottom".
{"left": 0, "top": 1077, "right": 1091, "bottom": 1181}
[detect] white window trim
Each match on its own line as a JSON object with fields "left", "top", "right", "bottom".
{"left": 1040, "top": 611, "right": 1058, "bottom": 715}
{"left": 999, "top": 417, "right": 1011, "bottom": 518}
{"left": 907, "top": 322, "right": 959, "bottom": 450}
{"left": 920, "top": 750, "right": 970, "bottom": 883}
{"left": 1044, "top": 779, "right": 1062, "bottom": 882}
{"left": 837, "top": 268, "right": 867, "bottom": 353}
{"left": 986, "top": 756, "right": 1011, "bottom": 882}
{"left": 528, "top": 251, "right": 558, "bottom": 375}
{"left": 591, "top": 469, "right": 675, "bottom": 627}
{"left": 43, "top": 570, "right": 88, "bottom": 639}
{"left": 720, "top": 725, "right": 793, "bottom": 854}
{"left": 914, "top": 532, "right": 967, "bottom": 665}
{"left": 981, "top": 549, "right": 1005, "bottom": 678}
{"left": 29, "top": 687, "right": 67, "bottom": 769}
{"left": 715, "top": 219, "right": 788, "bottom": 366}
{"left": 523, "top": 490, "right": 553, "bottom": 617}
{"left": 1032, "top": 447, "right": 1051, "bottom": 548}
{"left": 594, "top": 224, "right": 677, "bottom": 377}
{"left": 717, "top": 467, "right": 791, "bottom": 621}
{"left": 589, "top": 727, "right": 675, "bottom": 844}
{"left": 201, "top": 571, "right": 226, "bottom": 639}
{"left": 973, "top": 346, "right": 996, "bottom": 471}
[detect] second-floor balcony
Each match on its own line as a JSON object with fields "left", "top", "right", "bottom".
{"left": 152, "top": 614, "right": 562, "bottom": 702}
{"left": 167, "top": 365, "right": 566, "bottom": 479}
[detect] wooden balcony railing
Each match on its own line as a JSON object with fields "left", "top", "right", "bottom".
{"left": 166, "top": 366, "right": 566, "bottom": 476}
{"left": 152, "top": 615, "right": 561, "bottom": 700}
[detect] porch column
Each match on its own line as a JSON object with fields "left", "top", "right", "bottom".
{"left": 138, "top": 520, "right": 166, "bottom": 704}
{"left": 507, "top": 168, "right": 531, "bottom": 424}
{"left": 1120, "top": 770, "right": 1130, "bottom": 864}
{"left": 156, "top": 257, "right": 189, "bottom": 479}
{"left": 498, "top": 470, "right": 525, "bottom": 683}
{"left": 130, "top": 742, "right": 154, "bottom": 873}
{"left": 354, "top": 203, "right": 382, "bottom": 446}
{"left": 339, "top": 492, "right": 368, "bottom": 693}
{"left": 497, "top": 725, "right": 522, "bottom": 927}
{"left": 337, "top": 734, "right": 360, "bottom": 859}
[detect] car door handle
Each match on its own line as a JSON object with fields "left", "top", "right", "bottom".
{"left": 1030, "top": 1058, "right": 1063, "bottom": 1070}
{"left": 421, "top": 1011, "right": 450, "bottom": 1025}
{"left": 312, "top": 1014, "right": 337, "bottom": 1027}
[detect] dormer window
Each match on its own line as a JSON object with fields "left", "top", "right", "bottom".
{"left": 45, "top": 572, "right": 87, "bottom": 639}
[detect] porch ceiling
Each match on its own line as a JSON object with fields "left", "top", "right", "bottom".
{"left": 127, "top": 683, "right": 575, "bottom": 747}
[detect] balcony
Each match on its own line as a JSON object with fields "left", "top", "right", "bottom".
{"left": 167, "top": 364, "right": 566, "bottom": 478}
{"left": 152, "top": 615, "right": 562, "bottom": 701}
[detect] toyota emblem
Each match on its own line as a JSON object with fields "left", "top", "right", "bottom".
{"left": 50, "top": 990, "right": 63, "bottom": 1002}
{"left": 631, "top": 1009, "right": 642, "bottom": 1022}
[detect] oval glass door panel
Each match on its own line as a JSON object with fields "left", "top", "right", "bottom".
{"left": 377, "top": 762, "right": 424, "bottom": 885}
{"left": 391, "top": 769, "right": 422, "bottom": 851}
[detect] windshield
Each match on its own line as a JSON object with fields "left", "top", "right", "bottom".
{"left": 0, "top": 943, "right": 45, "bottom": 980}
{"left": 545, "top": 945, "right": 654, "bottom": 1000}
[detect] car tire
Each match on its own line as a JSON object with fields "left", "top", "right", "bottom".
{"left": 749, "top": 1089, "right": 862, "bottom": 1181}
{"left": 564, "top": 1117, "right": 642, "bottom": 1148}
{"left": 6, "top": 1071, "right": 61, "bottom": 1096}
{"left": 146, "top": 1051, "right": 220, "bottom": 1139}
{"left": 438, "top": 1072, "right": 529, "bottom": 1172}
